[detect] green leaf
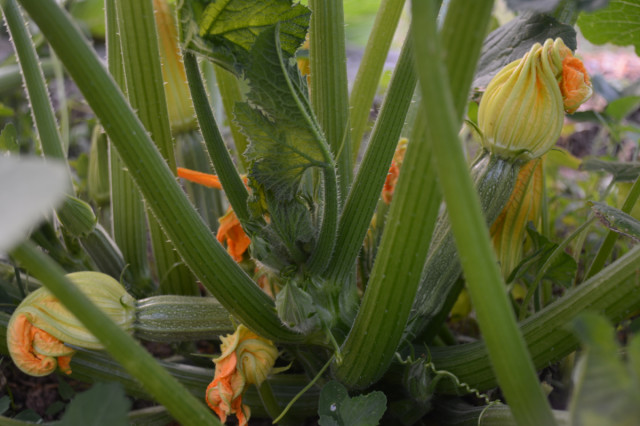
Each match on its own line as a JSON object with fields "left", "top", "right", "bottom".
{"left": 589, "top": 201, "right": 640, "bottom": 242}
{"left": 275, "top": 280, "right": 320, "bottom": 333}
{"left": 318, "top": 380, "right": 387, "bottom": 426}
{"left": 605, "top": 95, "right": 640, "bottom": 122}
{"left": 0, "top": 122, "right": 18, "bottom": 152}
{"left": 180, "top": 0, "right": 310, "bottom": 74}
{"left": 578, "top": 0, "right": 640, "bottom": 55}
{"left": 339, "top": 391, "right": 387, "bottom": 426}
{"left": 569, "top": 313, "right": 640, "bottom": 426}
{"left": 508, "top": 225, "right": 577, "bottom": 288}
{"left": 581, "top": 158, "right": 640, "bottom": 182}
{"left": 0, "top": 156, "right": 69, "bottom": 252}
{"left": 59, "top": 382, "right": 131, "bottom": 426}
{"left": 473, "top": 12, "right": 576, "bottom": 89}
{"left": 0, "top": 102, "right": 14, "bottom": 117}
{"left": 237, "top": 24, "right": 331, "bottom": 201}
{"left": 13, "top": 409, "right": 41, "bottom": 422}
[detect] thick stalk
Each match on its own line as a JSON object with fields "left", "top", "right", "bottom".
{"left": 17, "top": 0, "right": 302, "bottom": 343}
{"left": 116, "top": 0, "right": 196, "bottom": 296}
{"left": 106, "top": 0, "right": 152, "bottom": 290}
{"left": 411, "top": 1, "right": 555, "bottom": 425}
{"left": 350, "top": 0, "right": 406, "bottom": 161}
{"left": 326, "top": 32, "right": 416, "bottom": 281}
{"left": 309, "top": 0, "right": 351, "bottom": 200}
{"left": 334, "top": 113, "right": 440, "bottom": 387}
{"left": 10, "top": 241, "right": 220, "bottom": 425}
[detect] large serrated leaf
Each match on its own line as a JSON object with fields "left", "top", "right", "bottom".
{"left": 581, "top": 158, "right": 640, "bottom": 182}
{"left": 589, "top": 201, "right": 640, "bottom": 242}
{"left": 318, "top": 380, "right": 387, "bottom": 426}
{"left": 180, "top": 0, "right": 309, "bottom": 74}
{"left": 473, "top": 12, "right": 576, "bottom": 89}
{"left": 578, "top": 0, "right": 640, "bottom": 55}
{"left": 569, "top": 313, "right": 640, "bottom": 426}
{"left": 237, "top": 25, "right": 330, "bottom": 201}
{"left": 506, "top": 0, "right": 609, "bottom": 12}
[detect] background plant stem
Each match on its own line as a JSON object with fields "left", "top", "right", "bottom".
{"left": 349, "top": 0, "right": 406, "bottom": 162}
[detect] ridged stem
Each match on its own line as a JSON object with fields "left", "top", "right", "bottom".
{"left": 349, "top": 0, "right": 406, "bottom": 161}
{"left": 17, "top": 0, "right": 302, "bottom": 343}
{"left": 116, "top": 0, "right": 197, "bottom": 296}
{"left": 309, "top": 0, "right": 351, "bottom": 200}
{"left": 411, "top": 1, "right": 555, "bottom": 424}
{"left": 10, "top": 241, "right": 220, "bottom": 425}
{"left": 326, "top": 31, "right": 416, "bottom": 281}
{"left": 106, "top": 0, "right": 152, "bottom": 290}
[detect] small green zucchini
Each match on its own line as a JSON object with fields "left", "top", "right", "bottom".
{"left": 408, "top": 152, "right": 522, "bottom": 341}
{"left": 135, "top": 295, "right": 234, "bottom": 342}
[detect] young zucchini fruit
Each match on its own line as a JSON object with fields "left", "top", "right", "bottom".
{"left": 135, "top": 295, "right": 234, "bottom": 342}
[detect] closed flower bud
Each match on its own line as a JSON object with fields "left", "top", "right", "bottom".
{"left": 7, "top": 272, "right": 135, "bottom": 376}
{"left": 478, "top": 38, "right": 592, "bottom": 161}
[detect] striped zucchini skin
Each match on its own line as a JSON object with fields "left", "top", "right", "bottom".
{"left": 135, "top": 295, "right": 234, "bottom": 342}
{"left": 408, "top": 152, "right": 522, "bottom": 340}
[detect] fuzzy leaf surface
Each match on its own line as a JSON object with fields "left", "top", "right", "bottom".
{"left": 238, "top": 25, "right": 330, "bottom": 201}
{"left": 180, "top": 0, "right": 309, "bottom": 74}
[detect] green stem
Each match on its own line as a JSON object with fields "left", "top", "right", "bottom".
{"left": 116, "top": 0, "right": 196, "bottom": 296}
{"left": 430, "top": 241, "right": 640, "bottom": 393}
{"left": 326, "top": 29, "right": 416, "bottom": 282}
{"left": 309, "top": 0, "right": 351, "bottom": 200}
{"left": 183, "top": 52, "right": 250, "bottom": 224}
{"left": 585, "top": 175, "right": 640, "bottom": 279}
{"left": 349, "top": 0, "right": 406, "bottom": 162}
{"left": 334, "top": 111, "right": 440, "bottom": 387}
{"left": 1, "top": 0, "right": 71, "bottom": 182}
{"left": 257, "top": 380, "right": 282, "bottom": 422}
{"left": 17, "top": 0, "right": 302, "bottom": 343}
{"left": 306, "top": 168, "right": 339, "bottom": 275}
{"left": 411, "top": 1, "right": 555, "bottom": 425}
{"left": 10, "top": 241, "right": 220, "bottom": 425}
{"left": 106, "top": 0, "right": 152, "bottom": 290}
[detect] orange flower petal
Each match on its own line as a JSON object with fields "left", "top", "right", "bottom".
{"left": 177, "top": 167, "right": 223, "bottom": 189}
{"left": 217, "top": 208, "right": 251, "bottom": 262}
{"left": 561, "top": 56, "right": 592, "bottom": 113}
{"left": 7, "top": 314, "right": 74, "bottom": 376}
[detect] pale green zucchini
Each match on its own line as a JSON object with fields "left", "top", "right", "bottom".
{"left": 135, "top": 295, "right": 234, "bottom": 342}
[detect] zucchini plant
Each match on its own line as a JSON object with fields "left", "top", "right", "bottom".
{"left": 0, "top": 0, "right": 639, "bottom": 424}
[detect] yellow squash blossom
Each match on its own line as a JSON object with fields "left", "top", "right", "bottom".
{"left": 177, "top": 167, "right": 251, "bottom": 262}
{"left": 206, "top": 325, "right": 279, "bottom": 425}
{"left": 7, "top": 272, "right": 135, "bottom": 376}
{"left": 490, "top": 157, "right": 544, "bottom": 278}
{"left": 478, "top": 38, "right": 592, "bottom": 161}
